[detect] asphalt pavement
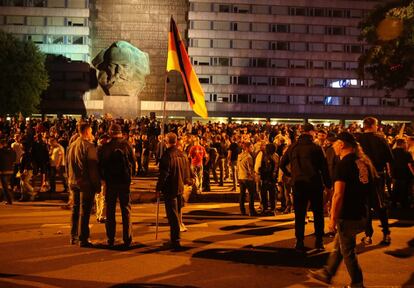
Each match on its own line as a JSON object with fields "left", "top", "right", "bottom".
{"left": 0, "top": 200, "right": 413, "bottom": 288}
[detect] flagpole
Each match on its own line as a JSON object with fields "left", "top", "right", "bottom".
{"left": 161, "top": 71, "right": 168, "bottom": 137}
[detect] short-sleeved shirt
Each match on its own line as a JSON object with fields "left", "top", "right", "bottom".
{"left": 189, "top": 144, "right": 206, "bottom": 167}
{"left": 334, "top": 153, "right": 368, "bottom": 220}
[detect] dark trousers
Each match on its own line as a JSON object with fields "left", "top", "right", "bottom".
{"left": 49, "top": 166, "right": 68, "bottom": 193}
{"left": 105, "top": 184, "right": 132, "bottom": 244}
{"left": 239, "top": 179, "right": 256, "bottom": 214}
{"left": 202, "top": 164, "right": 211, "bottom": 191}
{"left": 325, "top": 219, "right": 365, "bottom": 286}
{"left": 164, "top": 194, "right": 182, "bottom": 243}
{"left": 392, "top": 178, "right": 411, "bottom": 208}
{"left": 365, "top": 175, "right": 390, "bottom": 237}
{"left": 11, "top": 163, "right": 20, "bottom": 189}
{"left": 71, "top": 185, "right": 95, "bottom": 243}
{"left": 293, "top": 181, "right": 324, "bottom": 242}
{"left": 261, "top": 180, "right": 277, "bottom": 211}
{"left": 0, "top": 174, "right": 12, "bottom": 204}
{"left": 213, "top": 158, "right": 224, "bottom": 185}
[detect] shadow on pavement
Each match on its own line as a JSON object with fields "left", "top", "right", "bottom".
{"left": 384, "top": 237, "right": 414, "bottom": 259}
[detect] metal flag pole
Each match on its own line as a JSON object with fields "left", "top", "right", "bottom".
{"left": 155, "top": 191, "right": 160, "bottom": 240}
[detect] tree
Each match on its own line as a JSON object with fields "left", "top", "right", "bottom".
{"left": 357, "top": 0, "right": 414, "bottom": 97}
{"left": 0, "top": 31, "right": 49, "bottom": 116}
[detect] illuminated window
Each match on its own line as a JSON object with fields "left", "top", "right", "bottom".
{"left": 213, "top": 39, "right": 230, "bottom": 48}
{"left": 28, "top": 35, "right": 44, "bottom": 44}
{"left": 193, "top": 2, "right": 212, "bottom": 12}
{"left": 27, "top": 16, "right": 44, "bottom": 26}
{"left": 46, "top": 35, "right": 64, "bottom": 44}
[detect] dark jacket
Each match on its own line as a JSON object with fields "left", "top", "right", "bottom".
{"left": 66, "top": 137, "right": 101, "bottom": 193}
{"left": 280, "top": 134, "right": 331, "bottom": 188}
{"left": 156, "top": 145, "right": 192, "bottom": 197}
{"left": 0, "top": 147, "right": 16, "bottom": 174}
{"left": 98, "top": 138, "right": 136, "bottom": 184}
{"left": 358, "top": 132, "right": 393, "bottom": 173}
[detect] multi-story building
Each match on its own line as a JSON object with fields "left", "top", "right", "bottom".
{"left": 1, "top": 0, "right": 412, "bottom": 122}
{"left": 183, "top": 0, "right": 413, "bottom": 123}
{"left": 0, "top": 0, "right": 90, "bottom": 61}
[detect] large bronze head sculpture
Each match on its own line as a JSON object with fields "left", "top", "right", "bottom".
{"left": 92, "top": 41, "right": 150, "bottom": 96}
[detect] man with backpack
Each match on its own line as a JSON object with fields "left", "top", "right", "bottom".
{"left": 98, "top": 123, "right": 136, "bottom": 248}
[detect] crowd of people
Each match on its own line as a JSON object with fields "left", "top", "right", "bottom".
{"left": 0, "top": 114, "right": 413, "bottom": 286}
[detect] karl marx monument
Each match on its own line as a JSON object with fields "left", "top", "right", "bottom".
{"left": 92, "top": 41, "right": 150, "bottom": 118}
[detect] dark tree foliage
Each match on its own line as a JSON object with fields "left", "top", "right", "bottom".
{"left": 0, "top": 31, "right": 49, "bottom": 116}
{"left": 357, "top": 0, "right": 414, "bottom": 97}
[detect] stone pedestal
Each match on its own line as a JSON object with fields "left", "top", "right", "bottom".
{"left": 103, "top": 95, "right": 141, "bottom": 118}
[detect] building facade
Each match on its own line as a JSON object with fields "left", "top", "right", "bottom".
{"left": 182, "top": 0, "right": 413, "bottom": 122}
{"left": 1, "top": 0, "right": 413, "bottom": 122}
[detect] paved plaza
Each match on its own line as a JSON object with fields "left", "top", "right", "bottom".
{"left": 0, "top": 198, "right": 413, "bottom": 287}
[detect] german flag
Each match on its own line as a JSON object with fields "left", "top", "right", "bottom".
{"left": 167, "top": 17, "right": 208, "bottom": 119}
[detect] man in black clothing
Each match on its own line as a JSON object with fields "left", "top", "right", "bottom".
{"left": 98, "top": 124, "right": 136, "bottom": 247}
{"left": 391, "top": 138, "right": 414, "bottom": 208}
{"left": 309, "top": 132, "right": 368, "bottom": 287}
{"left": 358, "top": 117, "right": 393, "bottom": 245}
{"left": 227, "top": 136, "right": 240, "bottom": 191}
{"left": 156, "top": 132, "right": 192, "bottom": 250}
{"left": 280, "top": 123, "right": 332, "bottom": 251}
{"left": 0, "top": 139, "right": 16, "bottom": 204}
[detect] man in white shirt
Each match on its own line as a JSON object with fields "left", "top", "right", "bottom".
{"left": 49, "top": 137, "right": 68, "bottom": 193}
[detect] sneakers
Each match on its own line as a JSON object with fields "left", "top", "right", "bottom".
{"left": 380, "top": 234, "right": 391, "bottom": 246}
{"left": 361, "top": 236, "right": 372, "bottom": 245}
{"left": 79, "top": 241, "right": 94, "bottom": 248}
{"left": 308, "top": 269, "right": 332, "bottom": 285}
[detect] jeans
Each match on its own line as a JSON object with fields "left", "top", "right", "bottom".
{"left": 325, "top": 219, "right": 365, "bottom": 286}
{"left": 71, "top": 185, "right": 95, "bottom": 243}
{"left": 230, "top": 160, "right": 238, "bottom": 190}
{"left": 164, "top": 194, "right": 182, "bottom": 243}
{"left": 260, "top": 180, "right": 277, "bottom": 211}
{"left": 49, "top": 166, "right": 68, "bottom": 193}
{"left": 365, "top": 175, "right": 390, "bottom": 237}
{"left": 191, "top": 165, "right": 203, "bottom": 193}
{"left": 213, "top": 158, "right": 225, "bottom": 185}
{"left": 105, "top": 184, "right": 132, "bottom": 244}
{"left": 239, "top": 179, "right": 256, "bottom": 214}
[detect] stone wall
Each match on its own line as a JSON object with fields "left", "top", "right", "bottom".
{"left": 90, "top": 0, "right": 188, "bottom": 110}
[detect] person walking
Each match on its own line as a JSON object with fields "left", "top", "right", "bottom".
{"left": 67, "top": 122, "right": 101, "bottom": 247}
{"left": 98, "top": 124, "right": 135, "bottom": 247}
{"left": 280, "top": 123, "right": 332, "bottom": 252}
{"left": 188, "top": 136, "right": 207, "bottom": 194}
{"left": 309, "top": 132, "right": 371, "bottom": 288}
{"left": 156, "top": 132, "right": 193, "bottom": 251}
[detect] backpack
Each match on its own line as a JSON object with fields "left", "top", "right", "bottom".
{"left": 259, "top": 152, "right": 275, "bottom": 181}
{"left": 106, "top": 147, "right": 131, "bottom": 184}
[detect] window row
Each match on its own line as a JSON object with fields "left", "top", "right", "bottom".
{"left": 192, "top": 56, "right": 359, "bottom": 71}
{"left": 12, "top": 34, "right": 88, "bottom": 45}
{"left": 191, "top": 21, "right": 360, "bottom": 36}
{"left": 191, "top": 3, "right": 365, "bottom": 19}
{"left": 0, "top": 15, "right": 87, "bottom": 26}
{"left": 198, "top": 75, "right": 368, "bottom": 88}
{"left": 206, "top": 94, "right": 403, "bottom": 107}
{"left": 0, "top": 0, "right": 88, "bottom": 8}
{"left": 190, "top": 39, "right": 365, "bottom": 54}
